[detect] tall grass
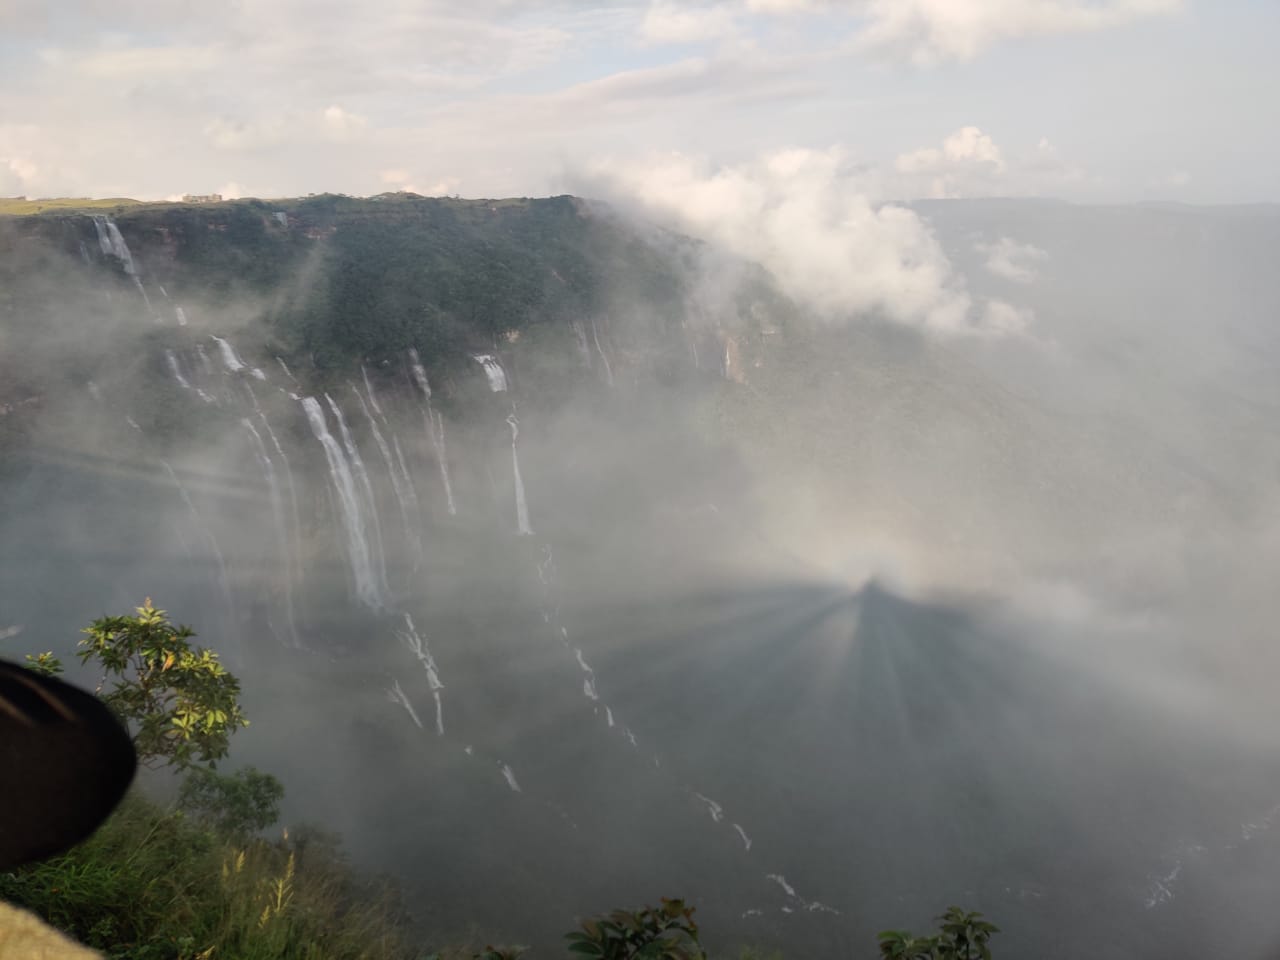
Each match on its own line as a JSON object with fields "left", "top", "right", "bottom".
{"left": 0, "top": 792, "right": 421, "bottom": 959}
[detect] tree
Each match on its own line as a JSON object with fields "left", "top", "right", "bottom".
{"left": 564, "top": 898, "right": 706, "bottom": 960}
{"left": 74, "top": 598, "right": 248, "bottom": 771}
{"left": 177, "top": 765, "right": 284, "bottom": 839}
{"left": 878, "top": 907, "right": 999, "bottom": 960}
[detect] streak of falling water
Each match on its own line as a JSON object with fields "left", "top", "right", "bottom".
{"left": 241, "top": 418, "right": 299, "bottom": 648}
{"left": 507, "top": 414, "right": 533, "bottom": 536}
{"left": 300, "top": 396, "right": 384, "bottom": 610}
{"left": 326, "top": 393, "right": 391, "bottom": 601}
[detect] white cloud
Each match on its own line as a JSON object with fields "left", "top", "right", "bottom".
{"left": 641, "top": 2, "right": 739, "bottom": 44}
{"left": 896, "top": 126, "right": 1006, "bottom": 197}
{"left": 583, "top": 146, "right": 1024, "bottom": 335}
{"left": 854, "top": 0, "right": 1182, "bottom": 65}
{"left": 893, "top": 128, "right": 1089, "bottom": 198}
{"left": 976, "top": 236, "right": 1049, "bottom": 283}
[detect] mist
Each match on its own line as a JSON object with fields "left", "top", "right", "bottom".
{"left": 2, "top": 194, "right": 1280, "bottom": 958}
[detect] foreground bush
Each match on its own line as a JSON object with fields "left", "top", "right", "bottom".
{"left": 0, "top": 792, "right": 418, "bottom": 960}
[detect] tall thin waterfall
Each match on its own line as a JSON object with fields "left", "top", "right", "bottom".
{"left": 507, "top": 414, "right": 533, "bottom": 536}
{"left": 408, "top": 349, "right": 457, "bottom": 516}
{"left": 300, "top": 396, "right": 385, "bottom": 610}
{"left": 93, "top": 215, "right": 152, "bottom": 311}
{"left": 432, "top": 410, "right": 458, "bottom": 516}
{"left": 166, "top": 350, "right": 215, "bottom": 403}
{"left": 590, "top": 318, "right": 614, "bottom": 387}
{"left": 257, "top": 412, "right": 303, "bottom": 588}
{"left": 242, "top": 418, "right": 299, "bottom": 648}
{"left": 473, "top": 354, "right": 508, "bottom": 392}
{"left": 326, "top": 393, "right": 390, "bottom": 600}
{"left": 398, "top": 614, "right": 445, "bottom": 736}
{"left": 351, "top": 384, "right": 421, "bottom": 564}
{"left": 211, "top": 335, "right": 247, "bottom": 373}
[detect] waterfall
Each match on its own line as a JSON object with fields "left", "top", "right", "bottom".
{"left": 165, "top": 350, "right": 192, "bottom": 389}
{"left": 507, "top": 415, "right": 533, "bottom": 536}
{"left": 387, "top": 679, "right": 424, "bottom": 729}
{"left": 694, "top": 792, "right": 725, "bottom": 824}
{"left": 211, "top": 335, "right": 247, "bottom": 373}
{"left": 93, "top": 215, "right": 152, "bottom": 311}
{"left": 500, "top": 763, "right": 522, "bottom": 793}
{"left": 351, "top": 384, "right": 421, "bottom": 565}
{"left": 361, "top": 365, "right": 386, "bottom": 419}
{"left": 161, "top": 461, "right": 231, "bottom": 609}
{"left": 242, "top": 418, "right": 299, "bottom": 648}
{"left": 257, "top": 412, "right": 303, "bottom": 589}
{"left": 300, "top": 396, "right": 385, "bottom": 610}
{"left": 91, "top": 216, "right": 112, "bottom": 256}
{"left": 166, "top": 350, "right": 215, "bottom": 403}
{"left": 473, "top": 354, "right": 508, "bottom": 392}
{"left": 407, "top": 350, "right": 457, "bottom": 516}
{"left": 175, "top": 306, "right": 188, "bottom": 326}
{"left": 103, "top": 220, "right": 137, "bottom": 276}
{"left": 276, "top": 357, "right": 299, "bottom": 385}
{"left": 397, "top": 614, "right": 444, "bottom": 736}
{"left": 575, "top": 648, "right": 599, "bottom": 701}
{"left": 590, "top": 318, "right": 614, "bottom": 387}
{"left": 408, "top": 348, "right": 431, "bottom": 399}
{"left": 326, "top": 393, "right": 390, "bottom": 600}
{"left": 432, "top": 410, "right": 458, "bottom": 516}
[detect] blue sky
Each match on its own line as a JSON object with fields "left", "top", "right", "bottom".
{"left": 0, "top": 0, "right": 1275, "bottom": 204}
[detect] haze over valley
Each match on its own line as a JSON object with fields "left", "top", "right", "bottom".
{"left": 3, "top": 2, "right": 1280, "bottom": 957}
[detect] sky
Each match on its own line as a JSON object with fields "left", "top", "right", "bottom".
{"left": 0, "top": 0, "right": 1276, "bottom": 205}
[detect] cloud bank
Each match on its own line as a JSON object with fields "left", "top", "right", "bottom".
{"left": 580, "top": 146, "right": 1031, "bottom": 335}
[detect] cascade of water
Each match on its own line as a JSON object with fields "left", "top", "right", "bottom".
{"left": 397, "top": 614, "right": 444, "bottom": 735}
{"left": 103, "top": 220, "right": 137, "bottom": 275}
{"left": 571, "top": 321, "right": 592, "bottom": 368}
{"left": 242, "top": 418, "right": 299, "bottom": 648}
{"left": 694, "top": 792, "right": 725, "bottom": 823}
{"left": 351, "top": 385, "right": 421, "bottom": 565}
{"left": 431, "top": 410, "right": 458, "bottom": 516}
{"left": 175, "top": 306, "right": 188, "bottom": 326}
{"left": 165, "top": 350, "right": 215, "bottom": 403}
{"left": 575, "top": 648, "right": 599, "bottom": 701}
{"left": 256, "top": 413, "right": 303, "bottom": 588}
{"left": 407, "top": 351, "right": 457, "bottom": 516}
{"left": 326, "top": 393, "right": 390, "bottom": 600}
{"left": 300, "top": 396, "right": 385, "bottom": 610}
{"left": 361, "top": 365, "right": 386, "bottom": 419}
{"left": 276, "top": 357, "right": 299, "bottom": 385}
{"left": 91, "top": 217, "right": 113, "bottom": 256}
{"left": 92, "top": 216, "right": 152, "bottom": 310}
{"left": 590, "top": 318, "right": 614, "bottom": 387}
{"left": 733, "top": 824, "right": 753, "bottom": 851}
{"left": 161, "top": 461, "right": 231, "bottom": 609}
{"left": 387, "top": 679, "right": 424, "bottom": 729}
{"left": 165, "top": 350, "right": 192, "bottom": 389}
{"left": 408, "top": 348, "right": 431, "bottom": 399}
{"left": 507, "top": 415, "right": 533, "bottom": 536}
{"left": 473, "top": 354, "right": 508, "bottom": 392}
{"left": 211, "top": 335, "right": 247, "bottom": 373}
{"left": 500, "top": 763, "right": 522, "bottom": 792}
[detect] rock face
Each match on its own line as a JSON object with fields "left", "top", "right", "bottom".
{"left": 3, "top": 197, "right": 1280, "bottom": 957}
